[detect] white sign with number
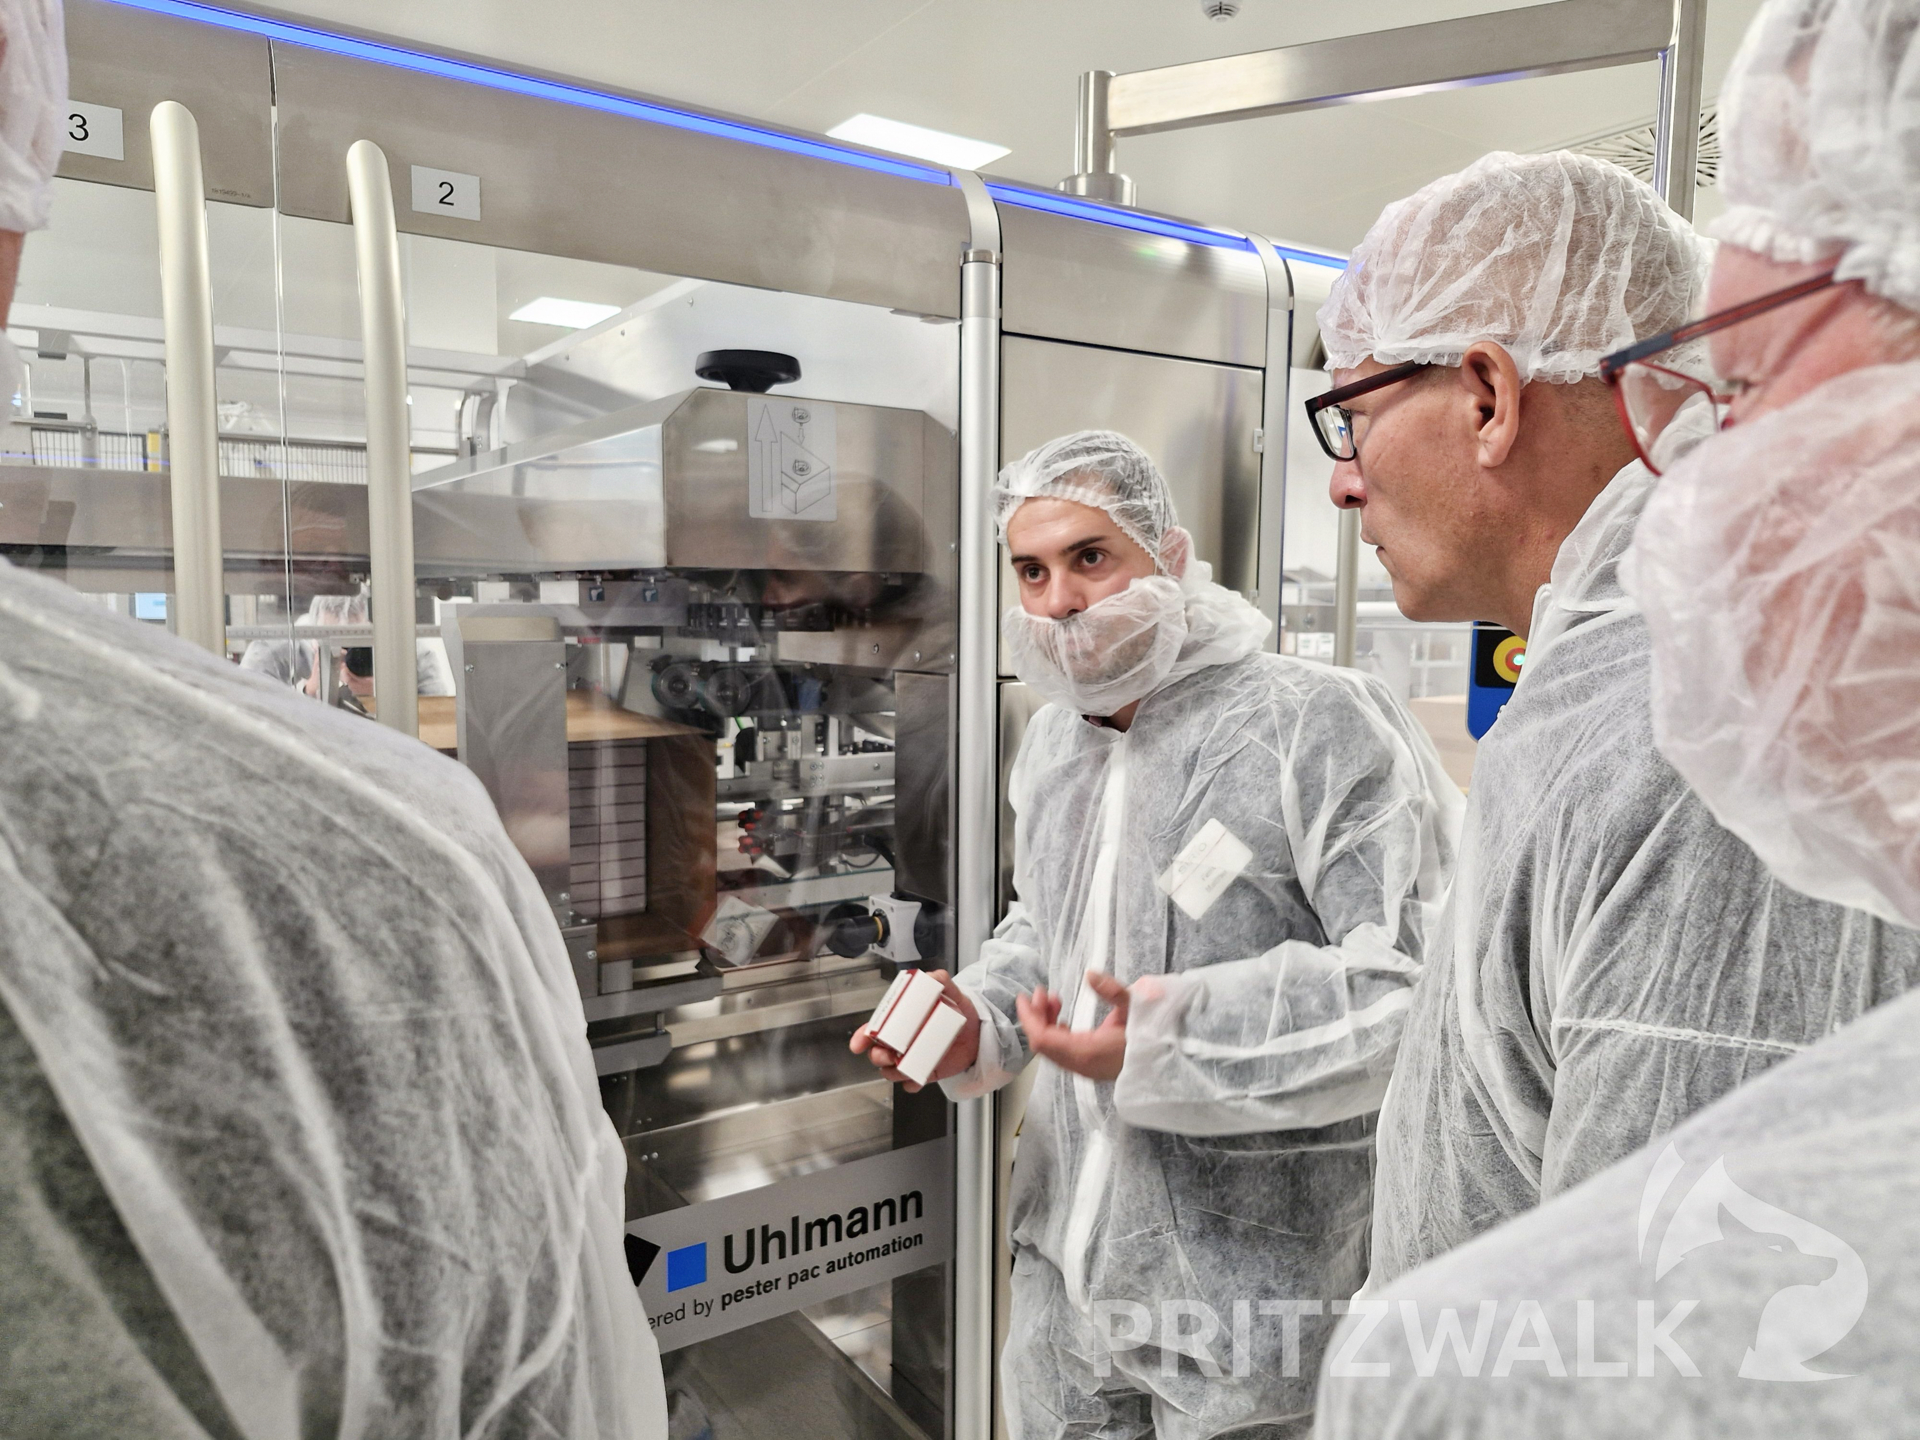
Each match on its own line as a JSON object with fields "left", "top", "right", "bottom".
{"left": 410, "top": 165, "right": 481, "bottom": 221}
{"left": 63, "top": 101, "right": 124, "bottom": 161}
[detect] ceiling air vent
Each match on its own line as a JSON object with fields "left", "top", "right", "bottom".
{"left": 1569, "top": 105, "right": 1720, "bottom": 189}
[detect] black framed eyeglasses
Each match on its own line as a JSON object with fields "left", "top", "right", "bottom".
{"left": 1599, "top": 268, "right": 1840, "bottom": 475}
{"left": 1301, "top": 360, "right": 1429, "bottom": 462}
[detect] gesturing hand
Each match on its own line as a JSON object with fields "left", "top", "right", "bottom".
{"left": 1017, "top": 970, "right": 1130, "bottom": 1082}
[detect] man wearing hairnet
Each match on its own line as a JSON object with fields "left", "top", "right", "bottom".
{"left": 852, "top": 432, "right": 1461, "bottom": 1438}
{"left": 0, "top": 5, "right": 668, "bottom": 1434}
{"left": 1314, "top": 5, "right": 1920, "bottom": 1434}
{"left": 1312, "top": 145, "right": 1920, "bottom": 1296}
{"left": 239, "top": 592, "right": 456, "bottom": 704}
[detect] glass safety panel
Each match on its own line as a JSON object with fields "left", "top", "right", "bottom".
{"left": 4, "top": 176, "right": 297, "bottom": 652}
{"left": 264, "top": 170, "right": 963, "bottom": 1433}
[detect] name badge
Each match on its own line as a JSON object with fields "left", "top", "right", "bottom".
{"left": 1155, "top": 818, "right": 1253, "bottom": 921}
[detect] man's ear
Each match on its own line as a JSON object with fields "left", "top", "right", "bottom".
{"left": 1458, "top": 341, "right": 1524, "bottom": 469}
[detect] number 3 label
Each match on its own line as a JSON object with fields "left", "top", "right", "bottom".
{"left": 409, "top": 165, "right": 481, "bottom": 221}
{"left": 63, "top": 101, "right": 124, "bottom": 161}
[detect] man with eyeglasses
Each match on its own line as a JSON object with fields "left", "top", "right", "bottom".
{"left": 1313, "top": 3, "right": 1920, "bottom": 1433}
{"left": 1309, "top": 148, "right": 1920, "bottom": 1297}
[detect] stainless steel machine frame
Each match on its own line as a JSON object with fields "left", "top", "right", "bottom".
{"left": 1063, "top": 0, "right": 1709, "bottom": 221}
{"left": 2, "top": 1, "right": 1682, "bottom": 1435}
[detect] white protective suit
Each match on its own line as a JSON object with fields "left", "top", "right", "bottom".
{"left": 1314, "top": 976, "right": 1920, "bottom": 1439}
{"left": 239, "top": 592, "right": 456, "bottom": 697}
{"left": 0, "top": 558, "right": 666, "bottom": 1437}
{"left": 1627, "top": 0, "right": 1920, "bottom": 928}
{"left": 0, "top": 0, "right": 65, "bottom": 410}
{"left": 947, "top": 523, "right": 1461, "bottom": 1432}
{"left": 1365, "top": 457, "right": 1920, "bottom": 1287}
{"left": 0, "top": 0, "right": 62, "bottom": 235}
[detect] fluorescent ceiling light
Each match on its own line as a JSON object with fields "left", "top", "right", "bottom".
{"left": 827, "top": 114, "right": 1009, "bottom": 170}
{"left": 508, "top": 296, "right": 622, "bottom": 329}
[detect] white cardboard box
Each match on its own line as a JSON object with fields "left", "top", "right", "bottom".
{"left": 865, "top": 970, "right": 913, "bottom": 1037}
{"left": 874, "top": 969, "right": 945, "bottom": 1054}
{"left": 897, "top": 1001, "right": 968, "bottom": 1086}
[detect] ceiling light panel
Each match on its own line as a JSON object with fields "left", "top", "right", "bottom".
{"left": 508, "top": 297, "right": 623, "bottom": 329}
{"left": 827, "top": 114, "right": 1010, "bottom": 170}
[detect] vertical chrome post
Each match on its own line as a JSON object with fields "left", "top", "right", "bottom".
{"left": 346, "top": 139, "right": 420, "bottom": 738}
{"left": 149, "top": 101, "right": 225, "bottom": 655}
{"left": 1247, "top": 236, "right": 1295, "bottom": 649}
{"left": 1651, "top": 0, "right": 1707, "bottom": 220}
{"left": 952, "top": 169, "right": 1002, "bottom": 1440}
{"left": 1059, "top": 71, "right": 1136, "bottom": 206}
{"left": 1333, "top": 506, "right": 1360, "bottom": 668}
{"left": 1074, "top": 69, "right": 1114, "bottom": 178}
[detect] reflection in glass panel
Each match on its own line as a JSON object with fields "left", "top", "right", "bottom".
{"left": 2, "top": 179, "right": 302, "bottom": 660}
{"left": 291, "top": 223, "right": 964, "bottom": 1437}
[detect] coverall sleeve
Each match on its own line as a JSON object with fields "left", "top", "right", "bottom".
{"left": 1115, "top": 673, "right": 1457, "bottom": 1135}
{"left": 940, "top": 717, "right": 1053, "bottom": 1101}
{"left": 939, "top": 900, "right": 1046, "bottom": 1100}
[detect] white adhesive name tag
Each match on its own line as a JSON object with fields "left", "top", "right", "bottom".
{"left": 1155, "top": 818, "right": 1254, "bottom": 921}
{"left": 898, "top": 1001, "right": 967, "bottom": 1086}
{"left": 876, "top": 969, "right": 945, "bottom": 1054}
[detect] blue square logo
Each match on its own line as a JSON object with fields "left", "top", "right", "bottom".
{"left": 666, "top": 1243, "right": 707, "bottom": 1292}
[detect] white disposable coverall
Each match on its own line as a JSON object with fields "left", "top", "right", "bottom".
{"left": 0, "top": 559, "right": 667, "bottom": 1437}
{"left": 945, "top": 604, "right": 1460, "bottom": 1438}
{"left": 1367, "top": 459, "right": 1920, "bottom": 1287}
{"left": 1315, "top": 976, "right": 1920, "bottom": 1438}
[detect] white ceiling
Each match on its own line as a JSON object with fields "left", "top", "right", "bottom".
{"left": 276, "top": 0, "right": 1766, "bottom": 252}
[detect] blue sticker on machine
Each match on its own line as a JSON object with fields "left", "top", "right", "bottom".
{"left": 1467, "top": 623, "right": 1527, "bottom": 739}
{"left": 665, "top": 1243, "right": 707, "bottom": 1292}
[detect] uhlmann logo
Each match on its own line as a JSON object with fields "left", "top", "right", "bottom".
{"left": 630, "top": 1184, "right": 929, "bottom": 1314}
{"left": 720, "top": 1186, "right": 926, "bottom": 1275}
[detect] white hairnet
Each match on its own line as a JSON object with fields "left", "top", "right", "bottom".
{"left": 1628, "top": 360, "right": 1920, "bottom": 929}
{"left": 1318, "top": 150, "right": 1709, "bottom": 382}
{"left": 993, "top": 430, "right": 1190, "bottom": 571}
{"left": 0, "top": 0, "right": 67, "bottom": 234}
{"left": 1711, "top": 0, "right": 1920, "bottom": 312}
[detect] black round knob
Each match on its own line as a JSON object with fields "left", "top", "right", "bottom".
{"left": 826, "top": 912, "right": 886, "bottom": 959}
{"left": 695, "top": 349, "right": 802, "bottom": 393}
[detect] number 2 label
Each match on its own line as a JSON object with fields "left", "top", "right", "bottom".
{"left": 63, "top": 101, "right": 124, "bottom": 162}
{"left": 410, "top": 165, "right": 481, "bottom": 222}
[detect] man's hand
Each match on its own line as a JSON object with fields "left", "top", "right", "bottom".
{"left": 1017, "top": 970, "right": 1130, "bottom": 1082}
{"left": 850, "top": 969, "right": 981, "bottom": 1093}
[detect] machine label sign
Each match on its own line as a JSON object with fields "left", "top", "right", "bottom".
{"left": 625, "top": 1137, "right": 953, "bottom": 1351}
{"left": 748, "top": 396, "right": 837, "bottom": 523}
{"left": 63, "top": 101, "right": 124, "bottom": 161}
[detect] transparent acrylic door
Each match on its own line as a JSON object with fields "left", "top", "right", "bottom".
{"left": 4, "top": 176, "right": 296, "bottom": 654}
{"left": 265, "top": 144, "right": 962, "bottom": 1433}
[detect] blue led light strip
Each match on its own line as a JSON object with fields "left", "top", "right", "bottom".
{"left": 104, "top": 0, "right": 953, "bottom": 185}
{"left": 1268, "top": 244, "right": 1348, "bottom": 272}
{"left": 985, "top": 183, "right": 1256, "bottom": 252}
{"left": 112, "top": 0, "right": 1345, "bottom": 265}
